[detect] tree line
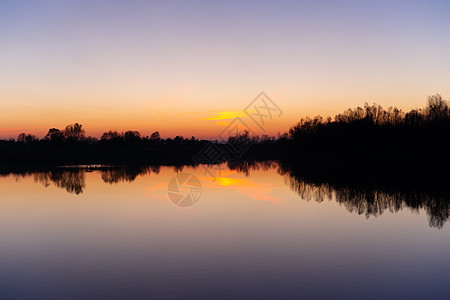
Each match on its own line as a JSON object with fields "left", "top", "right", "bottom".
{"left": 7, "top": 94, "right": 450, "bottom": 145}
{"left": 1, "top": 94, "right": 450, "bottom": 166}
{"left": 12, "top": 125, "right": 201, "bottom": 145}
{"left": 289, "top": 94, "right": 450, "bottom": 138}
{"left": 10, "top": 125, "right": 281, "bottom": 145}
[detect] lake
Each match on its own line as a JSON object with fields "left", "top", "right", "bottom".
{"left": 0, "top": 162, "right": 449, "bottom": 299}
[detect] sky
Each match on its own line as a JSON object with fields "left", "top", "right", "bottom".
{"left": 1, "top": 0, "right": 450, "bottom": 139}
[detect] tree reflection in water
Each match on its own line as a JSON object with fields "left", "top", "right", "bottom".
{"left": 101, "top": 165, "right": 160, "bottom": 184}
{"left": 7, "top": 161, "right": 450, "bottom": 228}
{"left": 33, "top": 170, "right": 86, "bottom": 195}
{"left": 29, "top": 165, "right": 163, "bottom": 194}
{"left": 275, "top": 161, "right": 450, "bottom": 229}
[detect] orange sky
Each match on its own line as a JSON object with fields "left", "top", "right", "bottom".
{"left": 1, "top": 89, "right": 448, "bottom": 140}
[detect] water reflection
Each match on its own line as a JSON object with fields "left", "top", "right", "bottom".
{"left": 33, "top": 170, "right": 86, "bottom": 195}
{"left": 227, "top": 160, "right": 277, "bottom": 176}
{"left": 4, "top": 161, "right": 450, "bottom": 228}
{"left": 277, "top": 161, "right": 450, "bottom": 229}
{"left": 229, "top": 161, "right": 450, "bottom": 228}
{"left": 6, "top": 166, "right": 163, "bottom": 194}
{"left": 100, "top": 165, "right": 160, "bottom": 184}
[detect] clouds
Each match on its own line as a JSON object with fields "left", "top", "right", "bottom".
{"left": 204, "top": 111, "right": 247, "bottom": 121}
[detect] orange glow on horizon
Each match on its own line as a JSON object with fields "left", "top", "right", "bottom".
{"left": 0, "top": 92, "right": 448, "bottom": 140}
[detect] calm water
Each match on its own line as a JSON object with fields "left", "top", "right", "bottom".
{"left": 0, "top": 163, "right": 449, "bottom": 299}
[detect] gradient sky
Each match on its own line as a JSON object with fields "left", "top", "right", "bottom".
{"left": 1, "top": 0, "right": 450, "bottom": 138}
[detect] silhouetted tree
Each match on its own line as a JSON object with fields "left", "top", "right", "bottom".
{"left": 228, "top": 130, "right": 255, "bottom": 146}
{"left": 63, "top": 123, "right": 85, "bottom": 142}
{"left": 405, "top": 109, "right": 424, "bottom": 127}
{"left": 45, "top": 128, "right": 64, "bottom": 142}
{"left": 17, "top": 133, "right": 38, "bottom": 143}
{"left": 85, "top": 136, "right": 98, "bottom": 144}
{"left": 173, "top": 135, "right": 185, "bottom": 144}
{"left": 426, "top": 94, "right": 449, "bottom": 122}
{"left": 124, "top": 130, "right": 141, "bottom": 143}
{"left": 150, "top": 131, "right": 161, "bottom": 141}
{"left": 101, "top": 130, "right": 123, "bottom": 142}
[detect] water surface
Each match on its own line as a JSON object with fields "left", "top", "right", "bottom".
{"left": 0, "top": 163, "right": 449, "bottom": 299}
